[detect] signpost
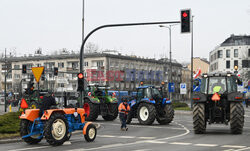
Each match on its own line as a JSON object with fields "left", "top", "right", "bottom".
{"left": 180, "top": 83, "right": 187, "bottom": 94}
{"left": 168, "top": 83, "right": 175, "bottom": 93}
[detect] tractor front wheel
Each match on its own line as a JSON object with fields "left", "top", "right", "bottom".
{"left": 20, "top": 119, "right": 42, "bottom": 144}
{"left": 230, "top": 102, "right": 244, "bottom": 134}
{"left": 84, "top": 124, "right": 97, "bottom": 142}
{"left": 137, "top": 103, "right": 156, "bottom": 125}
{"left": 193, "top": 103, "right": 206, "bottom": 134}
{"left": 84, "top": 99, "right": 99, "bottom": 121}
{"left": 156, "top": 104, "right": 174, "bottom": 125}
{"left": 44, "top": 112, "right": 69, "bottom": 146}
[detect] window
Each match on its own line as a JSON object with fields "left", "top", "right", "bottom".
{"left": 217, "top": 50, "right": 222, "bottom": 58}
{"left": 226, "top": 50, "right": 230, "bottom": 58}
{"left": 58, "top": 62, "right": 64, "bottom": 68}
{"left": 248, "top": 49, "right": 250, "bottom": 57}
{"left": 58, "top": 83, "right": 64, "bottom": 87}
{"left": 97, "top": 61, "right": 103, "bottom": 67}
{"left": 14, "top": 65, "right": 20, "bottom": 69}
{"left": 58, "top": 73, "right": 64, "bottom": 78}
{"left": 84, "top": 62, "right": 88, "bottom": 67}
{"left": 234, "top": 60, "right": 238, "bottom": 67}
{"left": 234, "top": 49, "right": 238, "bottom": 57}
{"left": 14, "top": 74, "right": 20, "bottom": 79}
{"left": 242, "top": 60, "right": 249, "bottom": 68}
{"left": 226, "top": 61, "right": 230, "bottom": 69}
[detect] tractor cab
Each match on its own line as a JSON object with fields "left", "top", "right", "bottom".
{"left": 136, "top": 86, "right": 163, "bottom": 104}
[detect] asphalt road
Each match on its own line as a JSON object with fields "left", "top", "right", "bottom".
{"left": 1, "top": 108, "right": 250, "bottom": 151}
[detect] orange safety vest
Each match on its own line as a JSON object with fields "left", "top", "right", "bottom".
{"left": 118, "top": 102, "right": 130, "bottom": 115}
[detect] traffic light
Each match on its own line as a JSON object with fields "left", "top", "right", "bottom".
{"left": 22, "top": 65, "right": 27, "bottom": 74}
{"left": 77, "top": 73, "right": 84, "bottom": 91}
{"left": 181, "top": 9, "right": 191, "bottom": 33}
{"left": 54, "top": 67, "right": 58, "bottom": 76}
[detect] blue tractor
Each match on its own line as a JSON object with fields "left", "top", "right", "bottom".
{"left": 126, "top": 85, "right": 174, "bottom": 125}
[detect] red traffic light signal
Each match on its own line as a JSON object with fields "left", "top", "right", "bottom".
{"left": 181, "top": 9, "right": 191, "bottom": 33}
{"left": 78, "top": 73, "right": 84, "bottom": 79}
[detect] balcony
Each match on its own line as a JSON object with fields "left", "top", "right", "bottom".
{"left": 67, "top": 67, "right": 79, "bottom": 71}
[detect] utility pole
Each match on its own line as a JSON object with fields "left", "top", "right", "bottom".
{"left": 80, "top": 0, "right": 85, "bottom": 108}
{"left": 190, "top": 16, "right": 194, "bottom": 108}
{"left": 4, "top": 48, "right": 7, "bottom": 112}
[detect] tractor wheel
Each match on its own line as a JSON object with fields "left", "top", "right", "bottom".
{"left": 102, "top": 103, "right": 118, "bottom": 121}
{"left": 44, "top": 112, "right": 69, "bottom": 146}
{"left": 30, "top": 101, "right": 39, "bottom": 109}
{"left": 230, "top": 102, "right": 244, "bottom": 134}
{"left": 156, "top": 104, "right": 175, "bottom": 125}
{"left": 84, "top": 124, "right": 97, "bottom": 142}
{"left": 193, "top": 103, "right": 206, "bottom": 134}
{"left": 84, "top": 99, "right": 99, "bottom": 121}
{"left": 20, "top": 119, "right": 42, "bottom": 144}
{"left": 66, "top": 132, "right": 72, "bottom": 141}
{"left": 137, "top": 103, "right": 156, "bottom": 125}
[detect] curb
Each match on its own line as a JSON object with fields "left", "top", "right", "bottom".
{"left": 0, "top": 123, "right": 101, "bottom": 144}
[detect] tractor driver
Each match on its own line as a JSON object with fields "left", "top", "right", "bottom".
{"left": 118, "top": 97, "right": 130, "bottom": 131}
{"left": 39, "top": 92, "right": 57, "bottom": 117}
{"left": 212, "top": 79, "right": 225, "bottom": 93}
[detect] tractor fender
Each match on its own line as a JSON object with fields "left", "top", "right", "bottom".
{"left": 19, "top": 109, "right": 40, "bottom": 122}
{"left": 162, "top": 98, "right": 172, "bottom": 105}
{"left": 228, "top": 92, "right": 244, "bottom": 102}
{"left": 84, "top": 96, "right": 100, "bottom": 104}
{"left": 41, "top": 109, "right": 65, "bottom": 120}
{"left": 83, "top": 122, "right": 92, "bottom": 135}
{"left": 128, "top": 99, "right": 137, "bottom": 108}
{"left": 192, "top": 92, "right": 207, "bottom": 103}
{"left": 140, "top": 98, "right": 155, "bottom": 104}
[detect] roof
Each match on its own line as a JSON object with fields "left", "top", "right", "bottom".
{"left": 221, "top": 35, "right": 250, "bottom": 46}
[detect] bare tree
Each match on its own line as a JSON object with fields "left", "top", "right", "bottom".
{"left": 85, "top": 42, "right": 99, "bottom": 53}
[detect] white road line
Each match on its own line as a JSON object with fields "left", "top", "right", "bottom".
{"left": 8, "top": 146, "right": 49, "bottom": 151}
{"left": 138, "top": 137, "right": 156, "bottom": 139}
{"left": 194, "top": 144, "right": 218, "bottom": 147}
{"left": 223, "top": 149, "right": 235, "bottom": 151}
{"left": 234, "top": 147, "right": 250, "bottom": 151}
{"left": 63, "top": 141, "right": 72, "bottom": 145}
{"left": 118, "top": 136, "right": 136, "bottom": 139}
{"left": 133, "top": 149, "right": 152, "bottom": 151}
{"left": 169, "top": 142, "right": 192, "bottom": 145}
{"left": 221, "top": 145, "right": 247, "bottom": 148}
{"left": 144, "top": 140, "right": 166, "bottom": 144}
{"left": 98, "top": 135, "right": 116, "bottom": 138}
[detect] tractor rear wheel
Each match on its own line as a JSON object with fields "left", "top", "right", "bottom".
{"left": 137, "top": 103, "right": 156, "bottom": 125}
{"left": 156, "top": 104, "right": 174, "bottom": 125}
{"left": 193, "top": 103, "right": 206, "bottom": 134}
{"left": 84, "top": 99, "right": 99, "bottom": 121}
{"left": 44, "top": 112, "right": 69, "bottom": 146}
{"left": 230, "top": 102, "right": 244, "bottom": 134}
{"left": 20, "top": 119, "right": 42, "bottom": 144}
{"left": 84, "top": 124, "right": 97, "bottom": 142}
{"left": 102, "top": 103, "right": 118, "bottom": 121}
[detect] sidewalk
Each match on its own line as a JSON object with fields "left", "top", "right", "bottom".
{"left": 0, "top": 104, "right": 19, "bottom": 115}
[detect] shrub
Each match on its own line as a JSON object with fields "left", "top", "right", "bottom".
{"left": 0, "top": 112, "right": 21, "bottom": 134}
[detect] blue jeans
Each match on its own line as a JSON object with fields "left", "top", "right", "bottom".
{"left": 119, "top": 113, "right": 127, "bottom": 128}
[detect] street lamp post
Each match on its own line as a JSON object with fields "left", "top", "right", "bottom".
{"left": 159, "top": 24, "right": 178, "bottom": 100}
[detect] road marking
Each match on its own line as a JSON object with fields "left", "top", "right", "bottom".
{"left": 98, "top": 135, "right": 116, "bottom": 138}
{"left": 133, "top": 149, "right": 152, "bottom": 151}
{"left": 233, "top": 147, "right": 250, "bottom": 151}
{"left": 138, "top": 137, "right": 156, "bottom": 139}
{"left": 144, "top": 140, "right": 166, "bottom": 144}
{"left": 63, "top": 141, "right": 72, "bottom": 145}
{"left": 169, "top": 142, "right": 192, "bottom": 145}
{"left": 194, "top": 144, "right": 218, "bottom": 147}
{"left": 9, "top": 146, "right": 49, "bottom": 151}
{"left": 221, "top": 145, "right": 247, "bottom": 148}
{"left": 118, "top": 136, "right": 136, "bottom": 139}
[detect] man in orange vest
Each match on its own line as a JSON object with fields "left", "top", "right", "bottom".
{"left": 118, "top": 97, "right": 130, "bottom": 131}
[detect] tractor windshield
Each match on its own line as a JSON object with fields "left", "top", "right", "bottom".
{"left": 227, "top": 76, "right": 237, "bottom": 93}
{"left": 208, "top": 77, "right": 226, "bottom": 94}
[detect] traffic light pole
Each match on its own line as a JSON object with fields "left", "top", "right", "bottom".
{"left": 79, "top": 21, "right": 180, "bottom": 105}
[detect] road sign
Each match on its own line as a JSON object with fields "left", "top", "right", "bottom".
{"left": 193, "top": 78, "right": 201, "bottom": 92}
{"left": 168, "top": 83, "right": 175, "bottom": 92}
{"left": 180, "top": 83, "right": 187, "bottom": 94}
{"left": 32, "top": 67, "right": 44, "bottom": 83}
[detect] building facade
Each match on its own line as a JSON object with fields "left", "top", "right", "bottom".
{"left": 209, "top": 35, "right": 250, "bottom": 85}
{"left": 0, "top": 51, "right": 183, "bottom": 101}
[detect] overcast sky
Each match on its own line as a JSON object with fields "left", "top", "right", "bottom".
{"left": 0, "top": 0, "right": 250, "bottom": 62}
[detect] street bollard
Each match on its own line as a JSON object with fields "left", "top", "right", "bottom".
{"left": 9, "top": 104, "right": 12, "bottom": 112}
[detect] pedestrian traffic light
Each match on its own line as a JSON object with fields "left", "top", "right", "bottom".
{"left": 181, "top": 9, "right": 191, "bottom": 33}
{"left": 77, "top": 73, "right": 84, "bottom": 91}
{"left": 22, "top": 65, "right": 27, "bottom": 74}
{"left": 54, "top": 67, "right": 58, "bottom": 76}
